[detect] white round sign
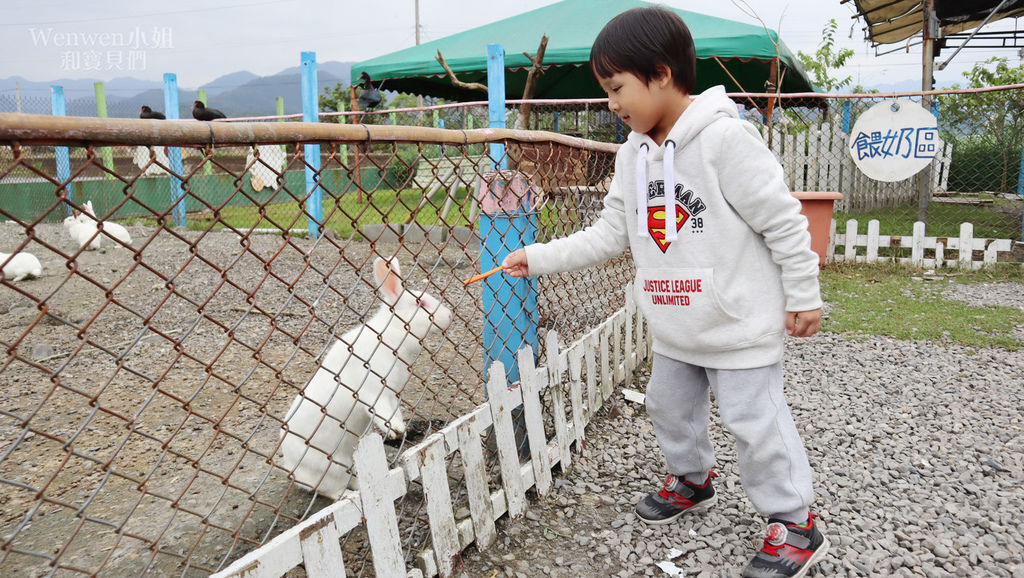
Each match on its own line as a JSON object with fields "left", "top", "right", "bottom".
{"left": 848, "top": 99, "right": 943, "bottom": 182}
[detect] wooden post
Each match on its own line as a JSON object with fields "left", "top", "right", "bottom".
{"left": 162, "top": 73, "right": 187, "bottom": 228}
{"left": 765, "top": 58, "right": 779, "bottom": 136}
{"left": 485, "top": 362, "right": 527, "bottom": 518}
{"left": 350, "top": 85, "right": 363, "bottom": 202}
{"left": 353, "top": 435, "right": 408, "bottom": 577}
{"left": 92, "top": 82, "right": 115, "bottom": 176}
{"left": 301, "top": 51, "right": 323, "bottom": 238}
{"left": 50, "top": 85, "right": 73, "bottom": 215}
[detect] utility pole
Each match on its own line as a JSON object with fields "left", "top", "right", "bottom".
{"left": 416, "top": 0, "right": 423, "bottom": 110}
{"left": 918, "top": 0, "right": 937, "bottom": 225}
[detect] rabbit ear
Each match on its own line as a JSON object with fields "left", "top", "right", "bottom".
{"left": 373, "top": 257, "right": 403, "bottom": 303}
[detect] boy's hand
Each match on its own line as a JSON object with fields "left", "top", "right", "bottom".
{"left": 786, "top": 308, "right": 822, "bottom": 337}
{"left": 501, "top": 249, "right": 531, "bottom": 277}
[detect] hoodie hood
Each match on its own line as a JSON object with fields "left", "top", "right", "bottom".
{"left": 627, "top": 86, "right": 741, "bottom": 242}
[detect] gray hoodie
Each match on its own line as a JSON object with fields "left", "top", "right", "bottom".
{"left": 524, "top": 86, "right": 822, "bottom": 369}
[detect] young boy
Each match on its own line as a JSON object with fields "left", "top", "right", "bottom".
{"left": 501, "top": 7, "right": 829, "bottom": 578}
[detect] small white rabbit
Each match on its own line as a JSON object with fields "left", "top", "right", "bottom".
{"left": 63, "top": 213, "right": 101, "bottom": 251}
{"left": 279, "top": 257, "right": 453, "bottom": 499}
{"left": 0, "top": 251, "right": 42, "bottom": 282}
{"left": 82, "top": 201, "right": 132, "bottom": 246}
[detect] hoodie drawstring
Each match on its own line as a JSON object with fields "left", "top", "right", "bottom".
{"left": 663, "top": 140, "right": 677, "bottom": 242}
{"left": 636, "top": 144, "right": 649, "bottom": 238}
{"left": 634, "top": 141, "right": 678, "bottom": 241}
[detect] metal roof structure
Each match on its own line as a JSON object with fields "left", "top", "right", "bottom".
{"left": 850, "top": 0, "right": 1024, "bottom": 45}
{"left": 847, "top": 0, "right": 1024, "bottom": 81}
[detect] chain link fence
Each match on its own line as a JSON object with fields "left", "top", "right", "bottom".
{"left": 1, "top": 83, "right": 1021, "bottom": 574}
{"left": 10, "top": 85, "right": 1024, "bottom": 250}
{"left": 0, "top": 115, "right": 631, "bottom": 576}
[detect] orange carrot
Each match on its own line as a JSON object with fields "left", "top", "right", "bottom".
{"left": 463, "top": 266, "right": 503, "bottom": 285}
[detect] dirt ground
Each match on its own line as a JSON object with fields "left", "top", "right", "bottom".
{"left": 0, "top": 221, "right": 490, "bottom": 577}
{"left": 0, "top": 216, "right": 631, "bottom": 577}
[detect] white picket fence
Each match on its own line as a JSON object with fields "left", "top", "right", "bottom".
{"left": 213, "top": 288, "right": 649, "bottom": 578}
{"left": 765, "top": 123, "right": 954, "bottom": 214}
{"left": 828, "top": 219, "right": 1018, "bottom": 269}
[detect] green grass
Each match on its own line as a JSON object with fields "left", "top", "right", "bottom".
{"left": 834, "top": 195, "right": 1020, "bottom": 239}
{"left": 821, "top": 262, "right": 1024, "bottom": 350}
{"left": 138, "top": 186, "right": 474, "bottom": 238}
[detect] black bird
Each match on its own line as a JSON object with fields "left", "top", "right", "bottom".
{"left": 192, "top": 100, "right": 227, "bottom": 121}
{"left": 356, "top": 72, "right": 382, "bottom": 111}
{"left": 139, "top": 105, "right": 165, "bottom": 119}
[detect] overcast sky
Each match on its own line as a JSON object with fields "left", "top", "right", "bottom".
{"left": 1, "top": 0, "right": 1021, "bottom": 90}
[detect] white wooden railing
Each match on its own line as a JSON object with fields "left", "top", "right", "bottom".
{"left": 213, "top": 288, "right": 649, "bottom": 578}
{"left": 827, "top": 219, "right": 1019, "bottom": 268}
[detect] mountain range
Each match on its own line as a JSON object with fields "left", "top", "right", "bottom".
{"left": 0, "top": 64, "right": 950, "bottom": 118}
{"left": 0, "top": 61, "right": 355, "bottom": 118}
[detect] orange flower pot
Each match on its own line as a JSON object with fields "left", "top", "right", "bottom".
{"left": 792, "top": 191, "right": 843, "bottom": 268}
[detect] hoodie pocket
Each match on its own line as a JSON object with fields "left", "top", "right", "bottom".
{"left": 635, "top": 267, "right": 755, "bottom": 351}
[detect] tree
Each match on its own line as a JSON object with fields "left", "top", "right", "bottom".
{"left": 940, "top": 57, "right": 1024, "bottom": 193}
{"left": 796, "top": 19, "right": 854, "bottom": 93}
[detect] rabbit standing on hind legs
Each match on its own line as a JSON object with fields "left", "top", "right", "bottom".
{"left": 279, "top": 257, "right": 453, "bottom": 500}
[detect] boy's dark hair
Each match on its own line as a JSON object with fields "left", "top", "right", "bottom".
{"left": 590, "top": 6, "right": 696, "bottom": 94}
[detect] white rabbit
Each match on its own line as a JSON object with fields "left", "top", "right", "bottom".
{"left": 82, "top": 201, "right": 132, "bottom": 246}
{"left": 279, "top": 257, "right": 453, "bottom": 499}
{"left": 0, "top": 251, "right": 42, "bottom": 282}
{"left": 63, "top": 213, "right": 101, "bottom": 251}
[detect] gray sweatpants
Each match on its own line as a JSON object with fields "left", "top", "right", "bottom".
{"left": 645, "top": 353, "right": 813, "bottom": 523}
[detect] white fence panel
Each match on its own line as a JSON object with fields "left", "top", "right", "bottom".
{"left": 829, "top": 219, "right": 1017, "bottom": 269}
{"left": 214, "top": 289, "right": 650, "bottom": 578}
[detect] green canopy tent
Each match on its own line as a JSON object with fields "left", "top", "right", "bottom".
{"left": 351, "top": 0, "right": 817, "bottom": 102}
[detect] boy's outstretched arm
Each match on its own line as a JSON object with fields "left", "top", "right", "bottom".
{"left": 786, "top": 308, "right": 822, "bottom": 337}
{"left": 501, "top": 249, "right": 530, "bottom": 277}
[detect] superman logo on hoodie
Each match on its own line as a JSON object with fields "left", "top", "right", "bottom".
{"left": 646, "top": 180, "right": 707, "bottom": 252}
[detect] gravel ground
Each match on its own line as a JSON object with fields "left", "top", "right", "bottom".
{"left": 457, "top": 285, "right": 1024, "bottom": 578}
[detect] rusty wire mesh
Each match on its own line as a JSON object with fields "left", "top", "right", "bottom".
{"left": 0, "top": 116, "right": 629, "bottom": 576}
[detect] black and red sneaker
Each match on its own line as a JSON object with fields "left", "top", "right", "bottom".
{"left": 742, "top": 514, "right": 830, "bottom": 578}
{"left": 634, "top": 472, "right": 717, "bottom": 525}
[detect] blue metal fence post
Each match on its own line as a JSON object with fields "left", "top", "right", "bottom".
{"left": 301, "top": 51, "right": 323, "bottom": 238}
{"left": 842, "top": 100, "right": 852, "bottom": 134}
{"left": 479, "top": 43, "right": 538, "bottom": 386}
{"left": 162, "top": 73, "right": 187, "bottom": 228}
{"left": 50, "top": 85, "right": 73, "bottom": 214}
